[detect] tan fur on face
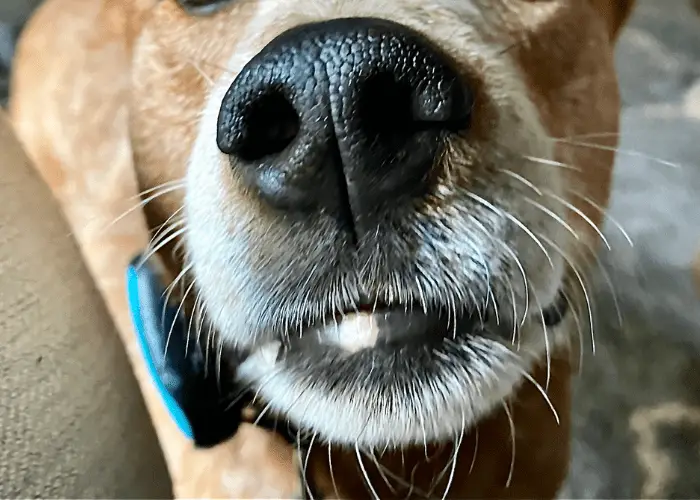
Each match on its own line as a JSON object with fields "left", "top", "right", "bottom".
{"left": 10, "top": 0, "right": 635, "bottom": 498}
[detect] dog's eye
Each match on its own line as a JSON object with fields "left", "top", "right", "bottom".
{"left": 176, "top": 0, "right": 232, "bottom": 16}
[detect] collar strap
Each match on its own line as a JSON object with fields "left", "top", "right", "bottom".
{"left": 126, "top": 255, "right": 244, "bottom": 447}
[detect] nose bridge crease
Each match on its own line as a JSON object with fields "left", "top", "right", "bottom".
{"left": 316, "top": 55, "right": 360, "bottom": 241}
{"left": 319, "top": 34, "right": 384, "bottom": 241}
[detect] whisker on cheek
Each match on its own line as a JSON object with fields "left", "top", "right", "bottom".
{"left": 366, "top": 449, "right": 400, "bottom": 496}
{"left": 149, "top": 204, "right": 186, "bottom": 245}
{"left": 141, "top": 223, "right": 187, "bottom": 266}
{"left": 194, "top": 293, "right": 208, "bottom": 345}
{"left": 468, "top": 426, "right": 479, "bottom": 476}
{"left": 160, "top": 262, "right": 194, "bottom": 339}
{"left": 226, "top": 367, "right": 280, "bottom": 412}
{"left": 530, "top": 289, "right": 552, "bottom": 390}
{"left": 172, "top": 235, "right": 190, "bottom": 262}
{"left": 568, "top": 189, "right": 634, "bottom": 247}
{"left": 166, "top": 279, "right": 197, "bottom": 358}
{"left": 327, "top": 442, "right": 340, "bottom": 499}
{"left": 300, "top": 432, "right": 318, "bottom": 500}
{"left": 136, "top": 178, "right": 187, "bottom": 199}
{"left": 536, "top": 233, "right": 596, "bottom": 356}
{"left": 185, "top": 289, "right": 204, "bottom": 355}
{"left": 499, "top": 168, "right": 543, "bottom": 195}
{"left": 523, "top": 154, "right": 582, "bottom": 172}
{"left": 502, "top": 400, "right": 516, "bottom": 489}
{"left": 432, "top": 417, "right": 465, "bottom": 500}
{"left": 480, "top": 222, "right": 530, "bottom": 328}
{"left": 100, "top": 180, "right": 186, "bottom": 238}
{"left": 467, "top": 191, "right": 555, "bottom": 269}
{"left": 503, "top": 150, "right": 635, "bottom": 249}
{"left": 353, "top": 445, "right": 379, "bottom": 499}
{"left": 523, "top": 196, "right": 581, "bottom": 243}
{"left": 560, "top": 287, "right": 586, "bottom": 374}
{"left": 571, "top": 240, "right": 625, "bottom": 330}
{"left": 554, "top": 137, "right": 684, "bottom": 170}
{"left": 543, "top": 191, "right": 612, "bottom": 251}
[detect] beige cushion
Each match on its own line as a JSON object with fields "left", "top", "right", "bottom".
{"left": 0, "top": 111, "right": 172, "bottom": 498}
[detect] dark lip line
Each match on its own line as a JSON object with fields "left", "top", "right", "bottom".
{"left": 320, "top": 300, "right": 478, "bottom": 344}
{"left": 267, "top": 288, "right": 570, "bottom": 358}
{"left": 233, "top": 288, "right": 570, "bottom": 362}
{"left": 326, "top": 287, "right": 569, "bottom": 331}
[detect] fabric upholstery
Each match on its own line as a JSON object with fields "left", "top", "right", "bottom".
{"left": 0, "top": 111, "right": 173, "bottom": 498}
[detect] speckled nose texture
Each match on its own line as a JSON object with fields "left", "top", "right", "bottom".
{"left": 217, "top": 18, "right": 473, "bottom": 239}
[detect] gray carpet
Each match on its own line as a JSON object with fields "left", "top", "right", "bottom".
{"left": 1, "top": 1, "right": 699, "bottom": 498}
{"left": 563, "top": 1, "right": 700, "bottom": 498}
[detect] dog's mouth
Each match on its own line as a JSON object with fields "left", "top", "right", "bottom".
{"left": 234, "top": 288, "right": 569, "bottom": 447}
{"left": 240, "top": 291, "right": 568, "bottom": 361}
{"left": 285, "top": 302, "right": 478, "bottom": 356}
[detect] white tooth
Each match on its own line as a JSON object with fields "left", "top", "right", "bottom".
{"left": 323, "top": 312, "right": 379, "bottom": 352}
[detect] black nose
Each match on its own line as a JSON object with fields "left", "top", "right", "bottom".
{"left": 217, "top": 18, "right": 472, "bottom": 239}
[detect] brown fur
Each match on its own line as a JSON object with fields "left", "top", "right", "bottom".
{"left": 9, "top": 0, "right": 635, "bottom": 497}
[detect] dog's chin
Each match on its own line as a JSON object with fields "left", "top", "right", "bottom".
{"left": 235, "top": 292, "right": 567, "bottom": 449}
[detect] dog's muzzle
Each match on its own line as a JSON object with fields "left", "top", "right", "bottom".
{"left": 189, "top": 16, "right": 571, "bottom": 448}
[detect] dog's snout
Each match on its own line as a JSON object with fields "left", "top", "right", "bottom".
{"left": 217, "top": 18, "right": 472, "bottom": 237}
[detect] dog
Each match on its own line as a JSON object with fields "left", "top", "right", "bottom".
{"left": 9, "top": 0, "right": 635, "bottom": 497}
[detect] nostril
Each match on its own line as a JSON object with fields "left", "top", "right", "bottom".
{"left": 359, "top": 72, "right": 414, "bottom": 138}
{"left": 235, "top": 90, "right": 300, "bottom": 162}
{"left": 358, "top": 71, "right": 472, "bottom": 144}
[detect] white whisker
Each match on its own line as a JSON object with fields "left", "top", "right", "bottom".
{"left": 148, "top": 204, "right": 186, "bottom": 247}
{"left": 523, "top": 155, "right": 581, "bottom": 172}
{"left": 365, "top": 450, "right": 399, "bottom": 496}
{"left": 517, "top": 365, "right": 560, "bottom": 425}
{"left": 524, "top": 197, "right": 580, "bottom": 243}
{"left": 569, "top": 190, "right": 634, "bottom": 247}
{"left": 502, "top": 401, "right": 516, "bottom": 488}
{"left": 561, "top": 288, "right": 585, "bottom": 375}
{"left": 135, "top": 179, "right": 186, "bottom": 199}
{"left": 537, "top": 232, "right": 596, "bottom": 355}
{"left": 544, "top": 191, "right": 611, "bottom": 251}
{"left": 106, "top": 182, "right": 185, "bottom": 232}
{"left": 141, "top": 226, "right": 187, "bottom": 267}
{"left": 469, "top": 427, "right": 479, "bottom": 475}
{"left": 536, "top": 291, "right": 552, "bottom": 390}
{"left": 328, "top": 442, "right": 340, "bottom": 500}
{"left": 554, "top": 137, "right": 681, "bottom": 169}
{"left": 165, "top": 279, "right": 196, "bottom": 358}
{"left": 185, "top": 59, "right": 216, "bottom": 87}
{"left": 185, "top": 289, "right": 204, "bottom": 356}
{"left": 467, "top": 192, "right": 555, "bottom": 269}
{"left": 161, "top": 262, "right": 193, "bottom": 328}
{"left": 302, "top": 434, "right": 318, "bottom": 500}
{"left": 440, "top": 418, "right": 465, "bottom": 500}
{"left": 483, "top": 339, "right": 560, "bottom": 424}
{"left": 356, "top": 444, "right": 381, "bottom": 500}
{"left": 500, "top": 168, "right": 543, "bottom": 195}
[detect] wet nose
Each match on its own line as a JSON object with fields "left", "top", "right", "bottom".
{"left": 217, "top": 18, "right": 472, "bottom": 239}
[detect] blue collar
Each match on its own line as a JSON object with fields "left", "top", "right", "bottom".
{"left": 126, "top": 256, "right": 243, "bottom": 447}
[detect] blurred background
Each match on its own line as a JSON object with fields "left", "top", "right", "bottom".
{"left": 1, "top": 1, "right": 699, "bottom": 498}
